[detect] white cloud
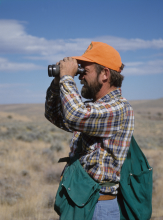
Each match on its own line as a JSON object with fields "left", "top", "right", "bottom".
{"left": 0, "top": 19, "right": 163, "bottom": 76}
{"left": 124, "top": 59, "right": 163, "bottom": 75}
{"left": 0, "top": 57, "right": 44, "bottom": 72}
{"left": 1, "top": 19, "right": 163, "bottom": 62}
{"left": 0, "top": 19, "right": 89, "bottom": 58}
{"left": 94, "top": 36, "right": 163, "bottom": 51}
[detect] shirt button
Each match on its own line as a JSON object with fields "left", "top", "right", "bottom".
{"left": 68, "top": 188, "right": 71, "bottom": 190}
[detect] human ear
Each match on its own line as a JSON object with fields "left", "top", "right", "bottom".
{"left": 101, "top": 68, "right": 110, "bottom": 81}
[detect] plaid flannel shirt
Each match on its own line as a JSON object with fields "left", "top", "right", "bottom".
{"left": 45, "top": 75, "right": 134, "bottom": 194}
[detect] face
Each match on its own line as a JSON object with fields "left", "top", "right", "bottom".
{"left": 79, "top": 62, "right": 102, "bottom": 100}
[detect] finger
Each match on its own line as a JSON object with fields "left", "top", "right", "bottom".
{"left": 72, "top": 57, "right": 78, "bottom": 63}
{"left": 63, "top": 57, "right": 69, "bottom": 62}
{"left": 58, "top": 60, "right": 64, "bottom": 66}
{"left": 59, "top": 60, "right": 64, "bottom": 65}
{"left": 70, "top": 57, "right": 77, "bottom": 63}
{"left": 56, "top": 60, "right": 62, "bottom": 65}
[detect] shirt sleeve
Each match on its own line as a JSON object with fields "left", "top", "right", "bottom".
{"left": 59, "top": 76, "right": 128, "bottom": 137}
{"left": 45, "top": 80, "right": 72, "bottom": 132}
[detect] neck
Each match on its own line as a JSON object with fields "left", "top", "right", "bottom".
{"left": 94, "top": 85, "right": 117, "bottom": 101}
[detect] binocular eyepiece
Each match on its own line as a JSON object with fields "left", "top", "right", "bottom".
{"left": 48, "top": 64, "right": 85, "bottom": 77}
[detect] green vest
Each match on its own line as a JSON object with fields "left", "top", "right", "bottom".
{"left": 54, "top": 156, "right": 101, "bottom": 220}
{"left": 55, "top": 136, "right": 153, "bottom": 220}
{"left": 118, "top": 136, "right": 153, "bottom": 220}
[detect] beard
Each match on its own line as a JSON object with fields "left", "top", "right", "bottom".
{"left": 80, "top": 77, "right": 102, "bottom": 100}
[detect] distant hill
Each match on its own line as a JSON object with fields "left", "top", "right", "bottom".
{"left": 0, "top": 97, "right": 163, "bottom": 118}
{"left": 130, "top": 98, "right": 163, "bottom": 114}
{"left": 0, "top": 103, "right": 45, "bottom": 120}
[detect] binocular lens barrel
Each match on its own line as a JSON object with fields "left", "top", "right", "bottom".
{"left": 48, "top": 65, "right": 60, "bottom": 77}
{"left": 48, "top": 64, "right": 85, "bottom": 77}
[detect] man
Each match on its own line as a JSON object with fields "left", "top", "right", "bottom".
{"left": 45, "top": 41, "right": 134, "bottom": 220}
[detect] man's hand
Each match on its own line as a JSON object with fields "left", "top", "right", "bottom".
{"left": 59, "top": 57, "right": 78, "bottom": 78}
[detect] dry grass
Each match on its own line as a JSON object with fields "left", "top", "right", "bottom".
{"left": 0, "top": 138, "right": 65, "bottom": 220}
{"left": 0, "top": 110, "right": 69, "bottom": 220}
{"left": 0, "top": 99, "right": 163, "bottom": 219}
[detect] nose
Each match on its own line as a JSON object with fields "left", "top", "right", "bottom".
{"left": 79, "top": 72, "right": 85, "bottom": 80}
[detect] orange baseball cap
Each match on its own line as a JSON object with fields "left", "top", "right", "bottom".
{"left": 72, "top": 41, "right": 122, "bottom": 72}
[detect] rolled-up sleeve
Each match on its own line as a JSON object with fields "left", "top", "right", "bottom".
{"left": 45, "top": 80, "right": 72, "bottom": 132}
{"left": 59, "top": 76, "right": 132, "bottom": 138}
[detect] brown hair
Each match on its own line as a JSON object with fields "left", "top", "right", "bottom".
{"left": 94, "top": 63, "right": 124, "bottom": 88}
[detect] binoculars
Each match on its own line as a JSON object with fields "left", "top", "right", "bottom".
{"left": 48, "top": 64, "right": 85, "bottom": 77}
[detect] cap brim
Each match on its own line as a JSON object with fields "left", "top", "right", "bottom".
{"left": 72, "top": 55, "right": 94, "bottom": 63}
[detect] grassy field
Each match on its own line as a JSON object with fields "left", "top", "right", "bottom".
{"left": 0, "top": 98, "right": 163, "bottom": 220}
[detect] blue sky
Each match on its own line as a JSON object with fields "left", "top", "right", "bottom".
{"left": 0, "top": 0, "right": 163, "bottom": 104}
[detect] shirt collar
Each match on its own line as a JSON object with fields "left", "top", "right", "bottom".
{"left": 96, "top": 88, "right": 122, "bottom": 103}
